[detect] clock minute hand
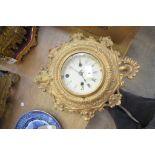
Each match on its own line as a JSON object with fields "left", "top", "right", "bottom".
{"left": 70, "top": 67, "right": 87, "bottom": 82}
{"left": 70, "top": 67, "right": 89, "bottom": 86}
{"left": 70, "top": 66, "right": 79, "bottom": 73}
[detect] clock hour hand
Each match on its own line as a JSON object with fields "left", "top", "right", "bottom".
{"left": 79, "top": 70, "right": 88, "bottom": 84}
{"left": 79, "top": 70, "right": 91, "bottom": 88}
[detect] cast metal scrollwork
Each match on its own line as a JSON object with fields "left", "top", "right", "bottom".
{"left": 34, "top": 33, "right": 140, "bottom": 120}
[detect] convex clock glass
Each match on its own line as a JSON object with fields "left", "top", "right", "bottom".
{"left": 61, "top": 53, "right": 103, "bottom": 95}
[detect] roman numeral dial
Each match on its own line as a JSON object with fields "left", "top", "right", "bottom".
{"left": 61, "top": 53, "right": 104, "bottom": 95}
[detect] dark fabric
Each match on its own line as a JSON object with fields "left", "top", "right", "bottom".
{"left": 107, "top": 90, "right": 155, "bottom": 129}
{"left": 0, "top": 70, "right": 9, "bottom": 77}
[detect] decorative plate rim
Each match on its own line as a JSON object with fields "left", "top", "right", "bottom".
{"left": 15, "top": 110, "right": 62, "bottom": 129}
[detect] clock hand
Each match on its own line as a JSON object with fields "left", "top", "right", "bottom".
{"left": 70, "top": 67, "right": 88, "bottom": 83}
{"left": 79, "top": 70, "right": 91, "bottom": 88}
{"left": 70, "top": 67, "right": 86, "bottom": 80}
{"left": 70, "top": 67, "right": 90, "bottom": 87}
{"left": 69, "top": 66, "right": 79, "bottom": 73}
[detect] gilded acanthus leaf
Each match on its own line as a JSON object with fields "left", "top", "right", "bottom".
{"left": 119, "top": 56, "right": 140, "bottom": 79}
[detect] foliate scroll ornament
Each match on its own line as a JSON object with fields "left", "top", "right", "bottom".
{"left": 108, "top": 92, "right": 122, "bottom": 108}
{"left": 35, "top": 33, "right": 140, "bottom": 121}
{"left": 99, "top": 36, "right": 114, "bottom": 48}
{"left": 119, "top": 57, "right": 140, "bottom": 79}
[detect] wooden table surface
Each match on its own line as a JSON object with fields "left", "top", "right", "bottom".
{"left": 0, "top": 27, "right": 137, "bottom": 129}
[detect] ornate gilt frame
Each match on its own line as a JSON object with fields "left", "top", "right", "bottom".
{"left": 16, "top": 27, "right": 38, "bottom": 62}
{"left": 0, "top": 26, "right": 38, "bottom": 63}
{"left": 35, "top": 33, "right": 140, "bottom": 120}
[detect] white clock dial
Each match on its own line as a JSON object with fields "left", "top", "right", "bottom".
{"left": 61, "top": 53, "right": 104, "bottom": 95}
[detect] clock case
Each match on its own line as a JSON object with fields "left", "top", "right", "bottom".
{"left": 35, "top": 33, "right": 139, "bottom": 120}
{"left": 0, "top": 26, "right": 38, "bottom": 63}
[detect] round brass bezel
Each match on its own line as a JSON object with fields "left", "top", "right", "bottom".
{"left": 52, "top": 44, "right": 112, "bottom": 103}
{"left": 59, "top": 51, "right": 105, "bottom": 97}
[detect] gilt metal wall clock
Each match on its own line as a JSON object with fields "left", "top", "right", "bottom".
{"left": 35, "top": 33, "right": 140, "bottom": 120}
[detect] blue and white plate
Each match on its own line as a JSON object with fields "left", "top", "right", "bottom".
{"left": 15, "top": 110, "right": 61, "bottom": 129}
